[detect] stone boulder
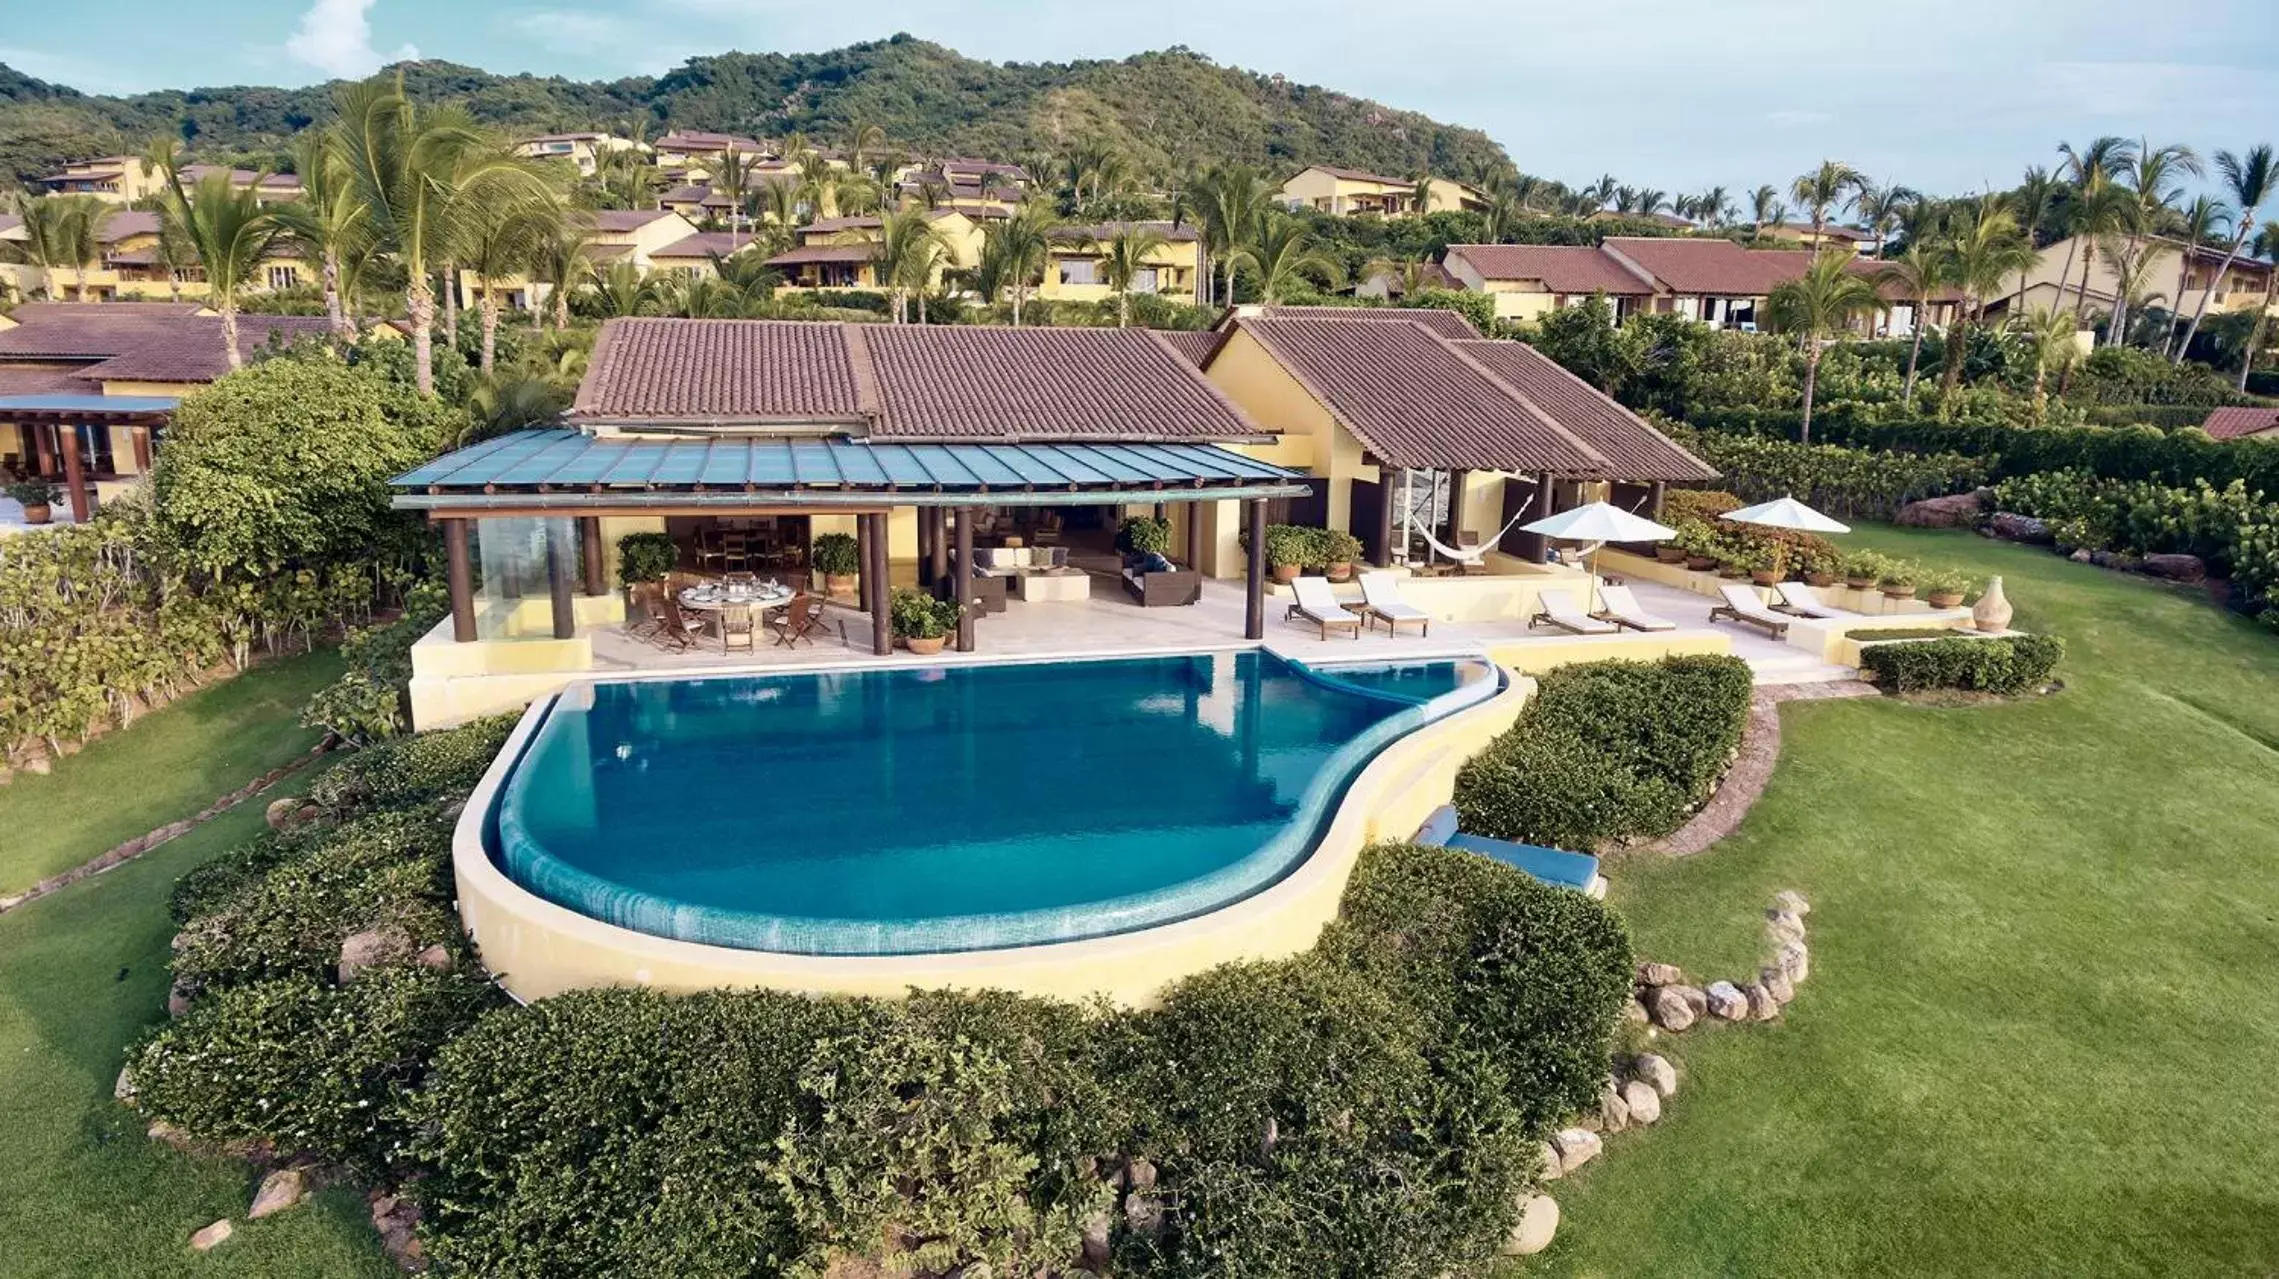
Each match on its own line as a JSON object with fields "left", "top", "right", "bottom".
{"left": 1124, "top": 1157, "right": 1157, "bottom": 1191}
{"left": 1630, "top": 1053, "right": 1678, "bottom": 1098}
{"left": 414, "top": 943, "right": 452, "bottom": 971}
{"left": 1620, "top": 1078, "right": 1662, "bottom": 1125}
{"left": 1537, "top": 1140, "right": 1564, "bottom": 1181}
{"left": 1746, "top": 983, "right": 1782, "bottom": 1021}
{"left": 1761, "top": 966, "right": 1796, "bottom": 1005}
{"left": 148, "top": 1120, "right": 195, "bottom": 1152}
{"left": 166, "top": 982, "right": 193, "bottom": 1018}
{"left": 337, "top": 927, "right": 415, "bottom": 984}
{"left": 1501, "top": 1194, "right": 1560, "bottom": 1257}
{"left": 1704, "top": 981, "right": 1749, "bottom": 1020}
{"left": 1987, "top": 512, "right": 2053, "bottom": 544}
{"left": 1080, "top": 1210, "right": 1112, "bottom": 1269}
{"left": 1771, "top": 889, "right": 1811, "bottom": 917}
{"left": 1636, "top": 961, "right": 1685, "bottom": 987}
{"left": 1598, "top": 1080, "right": 1629, "bottom": 1133}
{"left": 1895, "top": 492, "right": 1984, "bottom": 528}
{"left": 264, "top": 797, "right": 304, "bottom": 831}
{"left": 250, "top": 1168, "right": 306, "bottom": 1220}
{"left": 1777, "top": 939, "right": 1811, "bottom": 985}
{"left": 2139, "top": 553, "right": 2207, "bottom": 584}
{"left": 2070, "top": 548, "right": 2094, "bottom": 563}
{"left": 1550, "top": 1127, "right": 1602, "bottom": 1174}
{"left": 1766, "top": 909, "right": 1807, "bottom": 946}
{"left": 189, "top": 1219, "right": 234, "bottom": 1252}
{"left": 1622, "top": 997, "right": 1650, "bottom": 1026}
{"left": 370, "top": 1193, "right": 426, "bottom": 1271}
{"left": 1646, "top": 986, "right": 1698, "bottom": 1032}
{"left": 1124, "top": 1192, "right": 1165, "bottom": 1239}
{"left": 115, "top": 1065, "right": 138, "bottom": 1107}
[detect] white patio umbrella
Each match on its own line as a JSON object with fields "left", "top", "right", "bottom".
{"left": 1720, "top": 495, "right": 1852, "bottom": 534}
{"left": 1520, "top": 501, "right": 1678, "bottom": 580}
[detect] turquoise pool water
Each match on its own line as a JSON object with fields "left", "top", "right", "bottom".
{"left": 491, "top": 651, "right": 1495, "bottom": 955}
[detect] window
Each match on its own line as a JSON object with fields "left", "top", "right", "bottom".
{"left": 1131, "top": 268, "right": 1159, "bottom": 294}
{"left": 267, "top": 264, "right": 300, "bottom": 291}
{"left": 1059, "top": 258, "right": 1099, "bottom": 286}
{"left": 172, "top": 266, "right": 206, "bottom": 284}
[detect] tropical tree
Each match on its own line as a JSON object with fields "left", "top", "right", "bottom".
{"left": 1694, "top": 184, "right": 1733, "bottom": 229}
{"left": 2011, "top": 165, "right": 2063, "bottom": 244}
{"left": 796, "top": 150, "right": 838, "bottom": 220}
{"left": 1094, "top": 222, "right": 1171, "bottom": 326}
{"left": 1789, "top": 160, "right": 1865, "bottom": 240}
{"left": 270, "top": 129, "right": 366, "bottom": 338}
{"left": 870, "top": 209, "right": 951, "bottom": 323}
{"left": 1409, "top": 174, "right": 1437, "bottom": 217}
{"left": 1764, "top": 249, "right": 1887, "bottom": 442}
{"left": 154, "top": 164, "right": 288, "bottom": 369}
{"left": 462, "top": 199, "right": 561, "bottom": 372}
{"left": 1195, "top": 164, "right": 1271, "bottom": 306}
{"left": 1853, "top": 181, "right": 1919, "bottom": 257}
{"left": 2107, "top": 140, "right": 2200, "bottom": 344}
{"left": 580, "top": 260, "right": 663, "bottom": 318}
{"left": 49, "top": 195, "right": 114, "bottom": 300}
{"left": 1748, "top": 185, "right": 1783, "bottom": 235}
{"left": 2162, "top": 194, "right": 2230, "bottom": 355}
{"left": 329, "top": 71, "right": 559, "bottom": 394}
{"left": 1936, "top": 195, "right": 2037, "bottom": 396}
{"left": 1363, "top": 254, "right": 1432, "bottom": 300}
{"left": 529, "top": 216, "right": 598, "bottom": 331}
{"left": 2098, "top": 233, "right": 2172, "bottom": 349}
{"left": 2054, "top": 135, "right": 2137, "bottom": 322}
{"left": 757, "top": 175, "right": 803, "bottom": 230}
{"left": 2175, "top": 144, "right": 2274, "bottom": 364}
{"left": 843, "top": 120, "right": 887, "bottom": 175}
{"left": 1231, "top": 212, "right": 1341, "bottom": 302}
{"left": 2013, "top": 306, "right": 2081, "bottom": 423}
{"left": 980, "top": 203, "right": 1054, "bottom": 325}
{"left": 2234, "top": 223, "right": 2279, "bottom": 390}
{"left": 712, "top": 147, "right": 759, "bottom": 247}
{"left": 1877, "top": 240, "right": 1950, "bottom": 400}
{"left": 5, "top": 195, "right": 86, "bottom": 299}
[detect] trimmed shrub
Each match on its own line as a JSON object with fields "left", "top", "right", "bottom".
{"left": 614, "top": 531, "right": 678, "bottom": 587}
{"left": 132, "top": 967, "right": 496, "bottom": 1174}
{"left": 1858, "top": 634, "right": 2066, "bottom": 694}
{"left": 301, "top": 582, "right": 449, "bottom": 745}
{"left": 308, "top": 711, "right": 518, "bottom": 811}
{"left": 1671, "top": 426, "right": 1986, "bottom": 518}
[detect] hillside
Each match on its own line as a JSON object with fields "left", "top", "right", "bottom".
{"left": 0, "top": 35, "right": 1510, "bottom": 188}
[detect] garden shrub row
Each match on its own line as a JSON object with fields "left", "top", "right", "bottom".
{"left": 1858, "top": 635, "right": 2066, "bottom": 695}
{"left": 1990, "top": 470, "right": 2279, "bottom": 624}
{"left": 1455, "top": 655, "right": 1754, "bottom": 850}
{"left": 1667, "top": 426, "right": 1988, "bottom": 520}
{"left": 133, "top": 721, "right": 1635, "bottom": 1277}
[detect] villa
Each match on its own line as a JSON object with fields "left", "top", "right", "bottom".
{"left": 1981, "top": 233, "right": 2279, "bottom": 324}
{"left": 0, "top": 209, "right": 317, "bottom": 304}
{"left": 515, "top": 131, "right": 644, "bottom": 176}
{"left": 1753, "top": 222, "right": 1875, "bottom": 255}
{"left": 766, "top": 209, "right": 991, "bottom": 291}
{"left": 1038, "top": 221, "right": 1207, "bottom": 305}
{"left": 1277, "top": 165, "right": 1488, "bottom": 217}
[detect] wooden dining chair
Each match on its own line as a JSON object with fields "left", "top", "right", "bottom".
{"left": 719, "top": 604, "right": 757, "bottom": 652}
{"left": 655, "top": 594, "right": 706, "bottom": 651}
{"left": 771, "top": 593, "right": 828, "bottom": 647}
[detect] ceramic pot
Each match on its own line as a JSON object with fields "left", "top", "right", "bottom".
{"left": 825, "top": 573, "right": 858, "bottom": 596}
{"left": 905, "top": 635, "right": 947, "bottom": 656}
{"left": 1805, "top": 572, "right": 1838, "bottom": 587}
{"left": 1272, "top": 563, "right": 1301, "bottom": 584}
{"left": 1655, "top": 545, "right": 1688, "bottom": 564}
{"left": 19, "top": 503, "right": 51, "bottom": 525}
{"left": 1685, "top": 555, "right": 1718, "bottom": 571}
{"left": 1881, "top": 584, "right": 1917, "bottom": 599}
{"left": 1972, "top": 575, "right": 2013, "bottom": 632}
{"left": 1750, "top": 569, "right": 1780, "bottom": 586}
{"left": 1845, "top": 576, "right": 1876, "bottom": 590}
{"left": 1926, "top": 591, "right": 1964, "bottom": 608}
{"left": 1327, "top": 562, "right": 1354, "bottom": 582}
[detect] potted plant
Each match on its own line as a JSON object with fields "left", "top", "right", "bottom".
{"left": 615, "top": 531, "right": 678, "bottom": 604}
{"left": 1320, "top": 529, "right": 1364, "bottom": 582}
{"left": 1878, "top": 560, "right": 1920, "bottom": 600}
{"left": 812, "top": 532, "right": 861, "bottom": 597}
{"left": 1921, "top": 567, "right": 1971, "bottom": 609}
{"left": 1116, "top": 514, "right": 1172, "bottom": 557}
{"left": 1741, "top": 543, "right": 1781, "bottom": 587}
{"left": 1841, "top": 550, "right": 1886, "bottom": 591}
{"left": 1799, "top": 542, "right": 1841, "bottom": 588}
{"left": 1263, "top": 524, "right": 1312, "bottom": 584}
{"left": 889, "top": 587, "right": 960, "bottom": 655}
{"left": 7, "top": 478, "right": 57, "bottom": 525}
{"left": 1678, "top": 526, "right": 1719, "bottom": 571}
{"left": 1653, "top": 525, "right": 1692, "bottom": 564}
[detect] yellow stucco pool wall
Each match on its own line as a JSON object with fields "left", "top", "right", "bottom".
{"left": 450, "top": 664, "right": 1531, "bottom": 1008}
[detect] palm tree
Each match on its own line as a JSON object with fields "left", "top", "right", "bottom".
{"left": 833, "top": 174, "right": 882, "bottom": 217}
{"left": 712, "top": 147, "right": 759, "bottom": 247}
{"left": 2162, "top": 194, "right": 2230, "bottom": 356}
{"left": 1789, "top": 160, "right": 1865, "bottom": 241}
{"left": 1877, "top": 241, "right": 1950, "bottom": 401}
{"left": 1695, "top": 185, "right": 1733, "bottom": 229}
{"left": 843, "top": 120, "right": 886, "bottom": 175}
{"left": 155, "top": 166, "right": 288, "bottom": 369}
{"left": 270, "top": 129, "right": 366, "bottom": 339}
{"left": 2105, "top": 141, "right": 2200, "bottom": 345}
{"left": 1094, "top": 222, "right": 1171, "bottom": 326}
{"left": 1765, "top": 250, "right": 1887, "bottom": 442}
{"left": 796, "top": 150, "right": 838, "bottom": 220}
{"left": 2012, "top": 165, "right": 2063, "bottom": 245}
{"left": 59, "top": 195, "right": 113, "bottom": 301}
{"left": 1853, "top": 181, "right": 1919, "bottom": 258}
{"left": 1936, "top": 195, "right": 2037, "bottom": 396}
{"left": 1196, "top": 164, "right": 1271, "bottom": 307}
{"left": 1363, "top": 255, "right": 1432, "bottom": 300}
{"left": 329, "top": 71, "right": 558, "bottom": 394}
{"left": 1230, "top": 212, "right": 1341, "bottom": 302}
{"left": 1408, "top": 174, "right": 1438, "bottom": 217}
{"left": 2099, "top": 233, "right": 2172, "bottom": 349}
{"left": 580, "top": 260, "right": 662, "bottom": 318}
{"left": 2175, "top": 144, "right": 2274, "bottom": 364}
{"left": 980, "top": 203, "right": 1054, "bottom": 325}
{"left": 463, "top": 199, "right": 560, "bottom": 372}
{"left": 6, "top": 195, "right": 86, "bottom": 299}
{"left": 1748, "top": 185, "right": 1783, "bottom": 236}
{"left": 2013, "top": 306, "right": 2081, "bottom": 423}
{"left": 2234, "top": 223, "right": 2279, "bottom": 389}
{"left": 1585, "top": 175, "right": 1618, "bottom": 208}
{"left": 756, "top": 175, "right": 803, "bottom": 231}
{"left": 870, "top": 209, "right": 951, "bottom": 323}
{"left": 2054, "top": 135, "right": 2136, "bottom": 322}
{"left": 529, "top": 216, "right": 598, "bottom": 331}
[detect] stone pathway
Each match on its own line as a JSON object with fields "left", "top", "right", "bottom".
{"left": 1641, "top": 680, "right": 1877, "bottom": 857}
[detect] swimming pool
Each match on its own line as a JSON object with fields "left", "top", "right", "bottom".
{"left": 488, "top": 651, "right": 1496, "bottom": 956}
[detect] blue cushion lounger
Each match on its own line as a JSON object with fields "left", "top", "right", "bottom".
{"left": 1413, "top": 805, "right": 1607, "bottom": 898}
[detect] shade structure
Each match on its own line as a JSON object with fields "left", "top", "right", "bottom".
{"left": 1519, "top": 500, "right": 1678, "bottom": 545}
{"left": 1721, "top": 495, "right": 1851, "bottom": 535}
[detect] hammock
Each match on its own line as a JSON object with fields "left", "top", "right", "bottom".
{"left": 1405, "top": 485, "right": 1656, "bottom": 566}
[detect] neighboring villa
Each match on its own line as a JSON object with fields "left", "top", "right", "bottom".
{"left": 766, "top": 210, "right": 990, "bottom": 291}
{"left": 1754, "top": 222, "right": 1874, "bottom": 255}
{"left": 1040, "top": 221, "right": 1206, "bottom": 305}
{"left": 516, "top": 131, "right": 646, "bottom": 176}
{"left": 0, "top": 302, "right": 334, "bottom": 520}
{"left": 1981, "top": 233, "right": 2279, "bottom": 324}
{"left": 0, "top": 210, "right": 313, "bottom": 304}
{"left": 651, "top": 130, "right": 769, "bottom": 172}
{"left": 762, "top": 213, "right": 1205, "bottom": 303}
{"left": 1444, "top": 237, "right": 1963, "bottom": 334}
{"left": 452, "top": 207, "right": 701, "bottom": 312}
{"left": 36, "top": 155, "right": 301, "bottom": 205}
{"left": 1278, "top": 165, "right": 1488, "bottom": 217}
{"left": 2200, "top": 406, "right": 2279, "bottom": 440}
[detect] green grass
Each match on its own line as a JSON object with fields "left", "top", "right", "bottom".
{"left": 0, "top": 650, "right": 342, "bottom": 897}
{"left": 0, "top": 776, "right": 394, "bottom": 1278}
{"left": 1530, "top": 527, "right": 2279, "bottom": 1277}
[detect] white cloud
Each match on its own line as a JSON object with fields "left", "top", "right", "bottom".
{"left": 286, "top": 0, "right": 420, "bottom": 79}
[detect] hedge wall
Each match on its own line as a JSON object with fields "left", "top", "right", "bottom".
{"left": 1859, "top": 635, "right": 2066, "bottom": 694}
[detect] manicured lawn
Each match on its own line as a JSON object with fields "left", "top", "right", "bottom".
{"left": 1529, "top": 527, "right": 2279, "bottom": 1276}
{"left": 0, "top": 650, "right": 342, "bottom": 897}
{"left": 0, "top": 779, "right": 394, "bottom": 1277}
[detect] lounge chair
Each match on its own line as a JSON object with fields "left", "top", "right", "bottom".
{"left": 1285, "top": 575, "right": 1362, "bottom": 640}
{"left": 1773, "top": 581, "right": 1858, "bottom": 619}
{"left": 1591, "top": 584, "right": 1677, "bottom": 633}
{"left": 1356, "top": 571, "right": 1431, "bottom": 637}
{"left": 1708, "top": 584, "right": 1792, "bottom": 639}
{"left": 1414, "top": 805, "right": 1606, "bottom": 897}
{"left": 1528, "top": 588, "right": 1618, "bottom": 635}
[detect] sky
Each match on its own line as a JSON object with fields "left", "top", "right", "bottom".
{"left": 4, "top": 0, "right": 2277, "bottom": 197}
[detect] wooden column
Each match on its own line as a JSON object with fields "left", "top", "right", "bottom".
{"left": 1446, "top": 468, "right": 1468, "bottom": 548}
{"left": 132, "top": 425, "right": 152, "bottom": 473}
{"left": 58, "top": 423, "right": 89, "bottom": 523}
{"left": 1185, "top": 500, "right": 1205, "bottom": 571}
{"left": 1649, "top": 480, "right": 1668, "bottom": 518}
{"left": 546, "top": 521, "right": 575, "bottom": 640}
{"left": 1244, "top": 498, "right": 1266, "bottom": 640}
{"left": 1376, "top": 474, "right": 1396, "bottom": 567}
{"left": 953, "top": 506, "right": 975, "bottom": 652}
{"left": 928, "top": 507, "right": 949, "bottom": 590}
{"left": 579, "top": 517, "right": 605, "bottom": 596}
{"left": 868, "top": 512, "right": 891, "bottom": 657}
{"left": 444, "top": 519, "right": 477, "bottom": 642}
{"left": 917, "top": 506, "right": 936, "bottom": 588}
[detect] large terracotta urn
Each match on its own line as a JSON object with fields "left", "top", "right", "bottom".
{"left": 1972, "top": 575, "right": 2013, "bottom": 632}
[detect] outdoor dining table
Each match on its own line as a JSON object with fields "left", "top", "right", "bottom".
{"left": 678, "top": 583, "right": 795, "bottom": 649}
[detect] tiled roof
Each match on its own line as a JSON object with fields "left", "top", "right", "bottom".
{"left": 574, "top": 319, "right": 867, "bottom": 425}
{"left": 657, "top": 131, "right": 765, "bottom": 153}
{"left": 0, "top": 365, "right": 92, "bottom": 396}
{"left": 1763, "top": 222, "right": 1871, "bottom": 241}
{"left": 1158, "top": 330, "right": 1226, "bottom": 367}
{"left": 74, "top": 316, "right": 331, "bottom": 383}
{"left": 1450, "top": 340, "right": 1716, "bottom": 481}
{"left": 1444, "top": 244, "right": 1654, "bottom": 295}
{"left": 1304, "top": 164, "right": 1412, "bottom": 188}
{"left": 587, "top": 208, "right": 677, "bottom": 232}
{"left": 98, "top": 211, "right": 161, "bottom": 244}
{"left": 568, "top": 318, "right": 1264, "bottom": 443}
{"left": 0, "top": 310, "right": 188, "bottom": 358}
{"left": 7, "top": 301, "right": 208, "bottom": 321}
{"left": 1602, "top": 237, "right": 1822, "bottom": 297}
{"left": 2201, "top": 406, "right": 2279, "bottom": 440}
{"left": 1254, "top": 304, "right": 1481, "bottom": 339}
{"left": 661, "top": 183, "right": 731, "bottom": 207}
{"left": 802, "top": 215, "right": 885, "bottom": 235}
{"left": 1051, "top": 220, "right": 1201, "bottom": 244}
{"left": 651, "top": 232, "right": 752, "bottom": 259}
{"left": 766, "top": 244, "right": 877, "bottom": 266}
{"left": 1235, "top": 316, "right": 1605, "bottom": 473}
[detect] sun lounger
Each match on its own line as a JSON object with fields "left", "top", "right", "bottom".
{"left": 1356, "top": 571, "right": 1431, "bottom": 636}
{"left": 1590, "top": 583, "right": 1678, "bottom": 632}
{"left": 1772, "top": 581, "right": 1858, "bottom": 619}
{"left": 1709, "top": 584, "right": 1792, "bottom": 638}
{"left": 1528, "top": 588, "right": 1619, "bottom": 635}
{"left": 1286, "top": 575, "right": 1362, "bottom": 639}
{"left": 1414, "top": 805, "right": 1606, "bottom": 897}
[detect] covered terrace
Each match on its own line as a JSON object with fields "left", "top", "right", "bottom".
{"left": 0, "top": 393, "right": 177, "bottom": 523}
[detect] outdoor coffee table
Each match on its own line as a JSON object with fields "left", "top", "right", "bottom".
{"left": 1010, "top": 570, "right": 1091, "bottom": 602}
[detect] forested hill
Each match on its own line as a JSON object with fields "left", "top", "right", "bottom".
{"left": 0, "top": 35, "right": 1510, "bottom": 187}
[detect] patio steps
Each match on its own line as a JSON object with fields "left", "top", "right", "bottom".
{"left": 1743, "top": 651, "right": 1858, "bottom": 687}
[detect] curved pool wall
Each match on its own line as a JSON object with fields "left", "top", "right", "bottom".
{"left": 453, "top": 650, "right": 1532, "bottom": 1006}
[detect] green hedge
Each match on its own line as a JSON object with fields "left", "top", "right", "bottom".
{"left": 307, "top": 711, "right": 518, "bottom": 811}
{"left": 1670, "top": 426, "right": 1987, "bottom": 519}
{"left": 1455, "top": 655, "right": 1753, "bottom": 850}
{"left": 1858, "top": 635, "right": 2066, "bottom": 694}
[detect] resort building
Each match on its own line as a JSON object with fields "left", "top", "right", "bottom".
{"left": 652, "top": 130, "right": 770, "bottom": 172}
{"left": 1442, "top": 244, "right": 1657, "bottom": 322}
{"left": 648, "top": 232, "right": 765, "bottom": 278}
{"left": 1277, "top": 165, "right": 1488, "bottom": 217}
{"left": 0, "top": 303, "right": 332, "bottom": 520}
{"left": 516, "top": 131, "right": 644, "bottom": 176}
{"left": 1038, "top": 221, "right": 1208, "bottom": 305}
{"left": 766, "top": 210, "right": 989, "bottom": 292}
{"left": 1754, "top": 222, "right": 1875, "bottom": 255}
{"left": 1980, "top": 234, "right": 2279, "bottom": 324}
{"left": 35, "top": 156, "right": 165, "bottom": 204}
{"left": 453, "top": 208, "right": 701, "bottom": 313}
{"left": 0, "top": 210, "right": 315, "bottom": 304}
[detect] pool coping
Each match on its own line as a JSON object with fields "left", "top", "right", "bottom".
{"left": 451, "top": 650, "right": 1532, "bottom": 1007}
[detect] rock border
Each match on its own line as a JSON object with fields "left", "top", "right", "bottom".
{"left": 1641, "top": 685, "right": 1874, "bottom": 858}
